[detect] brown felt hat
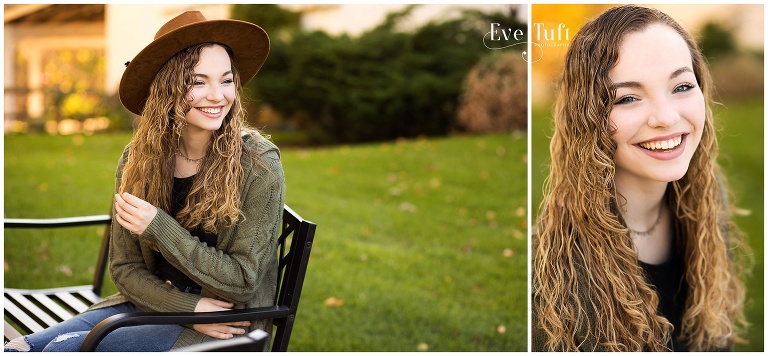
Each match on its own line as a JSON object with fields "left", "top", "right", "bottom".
{"left": 119, "top": 10, "right": 269, "bottom": 115}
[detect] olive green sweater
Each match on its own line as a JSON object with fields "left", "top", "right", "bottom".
{"left": 88, "top": 133, "right": 285, "bottom": 350}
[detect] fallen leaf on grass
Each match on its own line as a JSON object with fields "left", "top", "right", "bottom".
{"left": 57, "top": 265, "right": 73, "bottom": 277}
{"left": 417, "top": 343, "right": 429, "bottom": 352}
{"left": 429, "top": 177, "right": 441, "bottom": 189}
{"left": 734, "top": 208, "right": 751, "bottom": 216}
{"left": 4, "top": 261, "right": 9, "bottom": 272}
{"left": 496, "top": 325, "right": 506, "bottom": 334}
{"left": 512, "top": 230, "right": 524, "bottom": 239}
{"left": 503, "top": 248, "right": 513, "bottom": 258}
{"left": 399, "top": 202, "right": 418, "bottom": 212}
{"left": 323, "top": 297, "right": 345, "bottom": 307}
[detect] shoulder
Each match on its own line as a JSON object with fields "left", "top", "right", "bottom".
{"left": 242, "top": 131, "right": 280, "bottom": 162}
{"left": 240, "top": 131, "right": 284, "bottom": 186}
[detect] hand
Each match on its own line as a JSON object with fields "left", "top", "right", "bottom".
{"left": 114, "top": 192, "right": 157, "bottom": 236}
{"left": 193, "top": 298, "right": 251, "bottom": 339}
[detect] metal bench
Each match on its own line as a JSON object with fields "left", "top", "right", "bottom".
{"left": 4, "top": 204, "right": 316, "bottom": 351}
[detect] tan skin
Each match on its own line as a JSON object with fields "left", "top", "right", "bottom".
{"left": 114, "top": 45, "right": 250, "bottom": 340}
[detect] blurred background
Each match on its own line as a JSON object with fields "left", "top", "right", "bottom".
{"left": 4, "top": 4, "right": 528, "bottom": 351}
{"left": 531, "top": 4, "right": 764, "bottom": 352}
{"left": 4, "top": 3, "right": 528, "bottom": 143}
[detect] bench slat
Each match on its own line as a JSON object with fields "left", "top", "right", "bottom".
{"left": 32, "top": 294, "right": 75, "bottom": 321}
{"left": 5, "top": 293, "right": 59, "bottom": 328}
{"left": 3, "top": 296, "right": 44, "bottom": 334}
{"left": 4, "top": 321, "right": 23, "bottom": 341}
{"left": 54, "top": 292, "right": 89, "bottom": 313}
{"left": 77, "top": 290, "right": 101, "bottom": 305}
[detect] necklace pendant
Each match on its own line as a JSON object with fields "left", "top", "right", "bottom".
{"left": 627, "top": 204, "right": 664, "bottom": 238}
{"left": 176, "top": 150, "right": 203, "bottom": 164}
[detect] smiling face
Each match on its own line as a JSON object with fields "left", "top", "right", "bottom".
{"left": 608, "top": 24, "right": 705, "bottom": 186}
{"left": 184, "top": 44, "right": 236, "bottom": 134}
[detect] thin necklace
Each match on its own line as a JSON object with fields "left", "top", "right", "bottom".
{"left": 176, "top": 149, "right": 204, "bottom": 164}
{"left": 627, "top": 204, "right": 663, "bottom": 237}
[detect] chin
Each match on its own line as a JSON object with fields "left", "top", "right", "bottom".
{"left": 653, "top": 167, "right": 690, "bottom": 183}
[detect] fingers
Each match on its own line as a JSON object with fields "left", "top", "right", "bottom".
{"left": 194, "top": 323, "right": 250, "bottom": 339}
{"left": 114, "top": 205, "right": 137, "bottom": 232}
{"left": 119, "top": 192, "right": 144, "bottom": 207}
{"left": 208, "top": 299, "right": 235, "bottom": 309}
{"left": 114, "top": 197, "right": 133, "bottom": 222}
{"left": 220, "top": 325, "right": 248, "bottom": 337}
{"left": 114, "top": 194, "right": 138, "bottom": 224}
{"left": 114, "top": 198, "right": 141, "bottom": 233}
{"left": 114, "top": 193, "right": 157, "bottom": 235}
{"left": 224, "top": 320, "right": 251, "bottom": 328}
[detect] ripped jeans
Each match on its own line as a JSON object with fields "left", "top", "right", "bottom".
{"left": 5, "top": 302, "right": 184, "bottom": 352}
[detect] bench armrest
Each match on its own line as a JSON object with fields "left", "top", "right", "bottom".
{"left": 80, "top": 306, "right": 291, "bottom": 351}
{"left": 5, "top": 215, "right": 111, "bottom": 228}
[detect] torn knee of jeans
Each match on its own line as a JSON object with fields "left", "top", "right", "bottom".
{"left": 52, "top": 333, "right": 81, "bottom": 343}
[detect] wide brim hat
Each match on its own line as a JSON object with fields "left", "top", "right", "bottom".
{"left": 119, "top": 10, "right": 269, "bottom": 115}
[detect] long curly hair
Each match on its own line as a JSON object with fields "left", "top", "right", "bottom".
{"left": 119, "top": 42, "right": 261, "bottom": 234}
{"left": 533, "top": 5, "right": 748, "bottom": 351}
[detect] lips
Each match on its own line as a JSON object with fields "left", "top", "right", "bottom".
{"left": 634, "top": 133, "right": 688, "bottom": 161}
{"left": 198, "top": 107, "right": 221, "bottom": 115}
{"left": 638, "top": 135, "right": 683, "bottom": 151}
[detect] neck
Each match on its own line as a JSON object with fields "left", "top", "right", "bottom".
{"left": 179, "top": 129, "right": 212, "bottom": 159}
{"left": 615, "top": 171, "right": 668, "bottom": 231}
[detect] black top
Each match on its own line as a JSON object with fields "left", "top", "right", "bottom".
{"left": 639, "top": 244, "right": 687, "bottom": 351}
{"left": 154, "top": 174, "right": 218, "bottom": 291}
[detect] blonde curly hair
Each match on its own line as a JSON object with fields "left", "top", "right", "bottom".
{"left": 533, "top": 5, "right": 749, "bottom": 351}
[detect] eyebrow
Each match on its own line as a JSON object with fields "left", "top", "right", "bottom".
{"left": 669, "top": 66, "right": 693, "bottom": 79}
{"left": 611, "top": 66, "right": 694, "bottom": 90}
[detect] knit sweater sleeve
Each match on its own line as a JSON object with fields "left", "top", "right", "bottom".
{"left": 142, "top": 138, "right": 285, "bottom": 305}
{"left": 108, "top": 145, "right": 203, "bottom": 313}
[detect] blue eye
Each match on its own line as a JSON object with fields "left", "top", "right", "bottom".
{"left": 674, "top": 83, "right": 695, "bottom": 93}
{"left": 614, "top": 96, "right": 637, "bottom": 105}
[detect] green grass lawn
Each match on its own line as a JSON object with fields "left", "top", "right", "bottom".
{"left": 4, "top": 132, "right": 527, "bottom": 351}
{"left": 532, "top": 97, "right": 764, "bottom": 352}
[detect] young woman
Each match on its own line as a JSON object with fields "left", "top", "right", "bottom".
{"left": 532, "top": 5, "right": 748, "bottom": 352}
{"left": 4, "top": 11, "right": 284, "bottom": 352}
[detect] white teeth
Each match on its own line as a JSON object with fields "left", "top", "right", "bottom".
{"left": 639, "top": 135, "right": 682, "bottom": 151}
{"left": 199, "top": 107, "right": 220, "bottom": 114}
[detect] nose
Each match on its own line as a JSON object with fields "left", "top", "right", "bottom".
{"left": 647, "top": 96, "right": 680, "bottom": 128}
{"left": 206, "top": 83, "right": 225, "bottom": 102}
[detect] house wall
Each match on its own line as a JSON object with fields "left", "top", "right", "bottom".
{"left": 4, "top": 21, "right": 103, "bottom": 126}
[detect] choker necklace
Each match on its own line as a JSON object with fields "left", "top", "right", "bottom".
{"left": 627, "top": 204, "right": 663, "bottom": 237}
{"left": 176, "top": 149, "right": 204, "bottom": 164}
